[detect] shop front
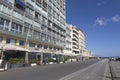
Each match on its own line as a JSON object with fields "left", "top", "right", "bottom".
{"left": 0, "top": 44, "right": 28, "bottom": 69}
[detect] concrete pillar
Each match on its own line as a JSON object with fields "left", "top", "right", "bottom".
{"left": 40, "top": 52, "right": 43, "bottom": 64}
{"left": 25, "top": 51, "right": 28, "bottom": 64}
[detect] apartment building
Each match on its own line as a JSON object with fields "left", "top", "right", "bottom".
{"left": 0, "top": 0, "right": 66, "bottom": 63}
{"left": 71, "top": 25, "right": 86, "bottom": 57}
{"left": 63, "top": 24, "right": 72, "bottom": 55}
{"left": 78, "top": 29, "right": 86, "bottom": 56}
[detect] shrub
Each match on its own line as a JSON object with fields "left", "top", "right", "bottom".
{"left": 9, "top": 58, "right": 24, "bottom": 64}
{"left": 48, "top": 58, "right": 53, "bottom": 62}
{"left": 30, "top": 59, "right": 36, "bottom": 63}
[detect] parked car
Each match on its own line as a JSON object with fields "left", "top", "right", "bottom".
{"left": 115, "top": 57, "right": 120, "bottom": 61}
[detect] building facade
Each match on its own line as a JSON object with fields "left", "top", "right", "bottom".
{"left": 78, "top": 29, "right": 86, "bottom": 56}
{"left": 71, "top": 25, "right": 86, "bottom": 57}
{"left": 63, "top": 23, "right": 72, "bottom": 55}
{"left": 0, "top": 0, "right": 66, "bottom": 63}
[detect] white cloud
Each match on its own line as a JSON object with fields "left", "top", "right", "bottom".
{"left": 94, "top": 17, "right": 107, "bottom": 26}
{"left": 111, "top": 15, "right": 120, "bottom": 22}
{"left": 97, "top": 1, "right": 106, "bottom": 6}
{"left": 94, "top": 14, "right": 120, "bottom": 26}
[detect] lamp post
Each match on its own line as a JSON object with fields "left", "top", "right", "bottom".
{"left": 25, "top": 24, "right": 31, "bottom": 64}
{"left": 40, "top": 49, "right": 43, "bottom": 64}
{"left": 0, "top": 47, "right": 3, "bottom": 60}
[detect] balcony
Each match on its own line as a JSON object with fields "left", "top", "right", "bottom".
{"left": 26, "top": 0, "right": 35, "bottom": 7}
{"left": 72, "top": 40, "right": 78, "bottom": 45}
{"left": 73, "top": 36, "right": 78, "bottom": 42}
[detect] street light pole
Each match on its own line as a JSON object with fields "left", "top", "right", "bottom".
{"left": 0, "top": 47, "right": 3, "bottom": 60}
{"left": 25, "top": 24, "right": 31, "bottom": 64}
{"left": 40, "top": 49, "right": 43, "bottom": 64}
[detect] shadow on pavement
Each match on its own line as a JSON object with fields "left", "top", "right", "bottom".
{"left": 102, "top": 74, "right": 120, "bottom": 79}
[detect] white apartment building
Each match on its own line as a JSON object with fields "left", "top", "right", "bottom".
{"left": 0, "top": 0, "right": 66, "bottom": 64}
{"left": 71, "top": 25, "right": 86, "bottom": 57}
{"left": 63, "top": 24, "right": 72, "bottom": 55}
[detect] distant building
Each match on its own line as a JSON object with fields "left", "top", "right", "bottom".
{"left": 70, "top": 25, "right": 86, "bottom": 57}
{"left": 64, "top": 24, "right": 87, "bottom": 58}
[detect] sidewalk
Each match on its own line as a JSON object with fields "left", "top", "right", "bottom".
{"left": 110, "top": 61, "right": 120, "bottom": 80}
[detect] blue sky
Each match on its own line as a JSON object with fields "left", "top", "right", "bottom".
{"left": 66, "top": 0, "right": 120, "bottom": 57}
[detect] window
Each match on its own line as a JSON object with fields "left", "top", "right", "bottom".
{"left": 19, "top": 25, "right": 22, "bottom": 32}
{"left": 42, "top": 16, "right": 47, "bottom": 24}
{"left": 41, "top": 33, "right": 46, "bottom": 41}
{"left": 41, "top": 25, "right": 46, "bottom": 32}
{"left": 48, "top": 20, "right": 52, "bottom": 26}
{"left": 0, "top": 36, "right": 3, "bottom": 42}
{"left": 19, "top": 40, "right": 25, "bottom": 46}
{"left": 0, "top": 18, "right": 4, "bottom": 26}
{"left": 35, "top": 12, "right": 39, "bottom": 19}
{"left": 37, "top": 44, "right": 42, "bottom": 48}
{"left": 33, "top": 30, "right": 40, "bottom": 39}
{"left": 6, "top": 20, "right": 10, "bottom": 26}
{"left": 48, "top": 6, "right": 52, "bottom": 13}
{"left": 6, "top": 38, "right": 16, "bottom": 45}
{"left": 11, "top": 23, "right": 23, "bottom": 33}
{"left": 47, "top": 36, "right": 51, "bottom": 42}
{"left": 44, "top": 45, "right": 48, "bottom": 49}
{"left": 49, "top": 0, "right": 52, "bottom": 2}
{"left": 53, "top": 10, "right": 56, "bottom": 16}
{"left": 42, "top": 1, "right": 47, "bottom": 11}
{"left": 54, "top": 47, "right": 57, "bottom": 50}
{"left": 29, "top": 42, "right": 35, "bottom": 47}
{"left": 36, "top": 0, "right": 42, "bottom": 3}
{"left": 26, "top": 7, "right": 33, "bottom": 16}
{"left": 49, "top": 46, "right": 52, "bottom": 50}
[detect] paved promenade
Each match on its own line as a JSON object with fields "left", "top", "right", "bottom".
{"left": 110, "top": 61, "right": 120, "bottom": 80}
{"left": 1, "top": 59, "right": 120, "bottom": 80}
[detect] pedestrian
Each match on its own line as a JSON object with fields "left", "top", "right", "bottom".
{"left": 43, "top": 59, "right": 46, "bottom": 65}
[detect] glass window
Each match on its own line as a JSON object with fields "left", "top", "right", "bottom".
{"left": 24, "top": 27, "right": 28, "bottom": 33}
{"left": 54, "top": 47, "right": 57, "bottom": 50}
{"left": 41, "top": 33, "right": 46, "bottom": 41}
{"left": 0, "top": 36, "right": 3, "bottom": 42}
{"left": 42, "top": 1, "right": 47, "bottom": 11}
{"left": 44, "top": 45, "right": 48, "bottom": 49}
{"left": 6, "top": 38, "right": 16, "bottom": 45}
{"left": 49, "top": 46, "right": 52, "bottom": 50}
{"left": 35, "top": 12, "right": 39, "bottom": 19}
{"left": 48, "top": 6, "right": 52, "bottom": 13}
{"left": 47, "top": 36, "right": 51, "bottom": 42}
{"left": 6, "top": 20, "right": 10, "bottom": 26}
{"left": 29, "top": 42, "right": 35, "bottom": 47}
{"left": 19, "top": 25, "right": 22, "bottom": 32}
{"left": 19, "top": 40, "right": 25, "bottom": 46}
{"left": 36, "top": 0, "right": 42, "bottom": 4}
{"left": 53, "top": 10, "right": 55, "bottom": 16}
{"left": 37, "top": 44, "right": 42, "bottom": 48}
{"left": 0, "top": 18, "right": 4, "bottom": 26}
{"left": 6, "top": 38, "right": 10, "bottom": 43}
{"left": 41, "top": 25, "right": 46, "bottom": 31}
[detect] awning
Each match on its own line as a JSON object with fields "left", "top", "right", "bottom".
{"left": 15, "top": 0, "right": 26, "bottom": 8}
{"left": 28, "top": 50, "right": 41, "bottom": 53}
{"left": 3, "top": 44, "right": 28, "bottom": 51}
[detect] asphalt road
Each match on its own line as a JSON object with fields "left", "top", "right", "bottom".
{"left": 0, "top": 59, "right": 106, "bottom": 80}
{"left": 59, "top": 59, "right": 108, "bottom": 80}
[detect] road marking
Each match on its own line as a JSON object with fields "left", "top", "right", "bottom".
{"left": 103, "top": 60, "right": 108, "bottom": 80}
{"left": 58, "top": 60, "right": 107, "bottom": 80}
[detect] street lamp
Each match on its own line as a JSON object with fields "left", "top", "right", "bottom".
{"left": 25, "top": 24, "right": 31, "bottom": 64}
{"left": 0, "top": 47, "right": 3, "bottom": 60}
